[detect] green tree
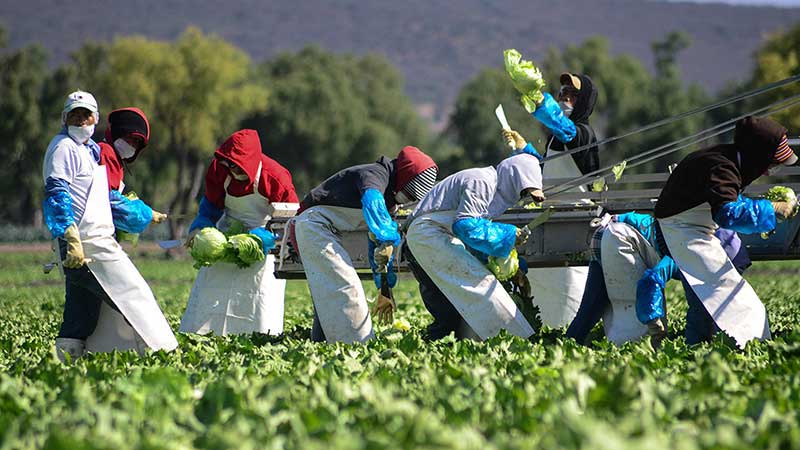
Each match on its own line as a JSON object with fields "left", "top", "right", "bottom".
{"left": 241, "top": 46, "right": 434, "bottom": 195}
{"left": 748, "top": 23, "right": 800, "bottom": 132}
{"left": 0, "top": 27, "right": 50, "bottom": 225}
{"left": 64, "top": 27, "right": 267, "bottom": 238}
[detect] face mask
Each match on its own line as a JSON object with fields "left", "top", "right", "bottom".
{"left": 114, "top": 138, "right": 137, "bottom": 160}
{"left": 558, "top": 101, "right": 573, "bottom": 118}
{"left": 395, "top": 190, "right": 412, "bottom": 205}
{"left": 68, "top": 124, "right": 95, "bottom": 144}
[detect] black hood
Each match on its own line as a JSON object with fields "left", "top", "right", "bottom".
{"left": 734, "top": 116, "right": 787, "bottom": 186}
{"left": 569, "top": 74, "right": 597, "bottom": 124}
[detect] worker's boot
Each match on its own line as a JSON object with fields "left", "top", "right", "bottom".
{"left": 55, "top": 338, "right": 85, "bottom": 362}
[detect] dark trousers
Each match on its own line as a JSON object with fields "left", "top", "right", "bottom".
{"left": 404, "top": 246, "right": 463, "bottom": 340}
{"left": 683, "top": 276, "right": 720, "bottom": 345}
{"left": 57, "top": 239, "right": 120, "bottom": 340}
{"left": 565, "top": 260, "right": 609, "bottom": 344}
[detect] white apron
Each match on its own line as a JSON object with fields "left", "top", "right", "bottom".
{"left": 293, "top": 205, "right": 374, "bottom": 344}
{"left": 658, "top": 204, "right": 771, "bottom": 348}
{"left": 79, "top": 166, "right": 177, "bottom": 353}
{"left": 406, "top": 211, "right": 534, "bottom": 340}
{"left": 180, "top": 164, "right": 286, "bottom": 336}
{"left": 528, "top": 143, "right": 589, "bottom": 327}
{"left": 599, "top": 221, "right": 658, "bottom": 345}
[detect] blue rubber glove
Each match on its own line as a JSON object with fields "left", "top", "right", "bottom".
{"left": 713, "top": 195, "right": 776, "bottom": 235}
{"left": 361, "top": 188, "right": 401, "bottom": 245}
{"left": 189, "top": 196, "right": 224, "bottom": 232}
{"left": 452, "top": 217, "right": 517, "bottom": 258}
{"left": 532, "top": 92, "right": 577, "bottom": 143}
{"left": 109, "top": 190, "right": 153, "bottom": 234}
{"left": 249, "top": 227, "right": 276, "bottom": 253}
{"left": 636, "top": 268, "right": 667, "bottom": 324}
{"left": 513, "top": 143, "right": 544, "bottom": 161}
{"left": 43, "top": 178, "right": 74, "bottom": 239}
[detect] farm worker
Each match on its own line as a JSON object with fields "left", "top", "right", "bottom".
{"left": 84, "top": 107, "right": 174, "bottom": 352}
{"left": 98, "top": 107, "right": 167, "bottom": 232}
{"left": 293, "top": 146, "right": 437, "bottom": 343}
{"left": 180, "top": 129, "right": 298, "bottom": 336}
{"left": 655, "top": 116, "right": 797, "bottom": 348}
{"left": 42, "top": 91, "right": 177, "bottom": 361}
{"left": 511, "top": 73, "right": 600, "bottom": 327}
{"left": 565, "top": 213, "right": 750, "bottom": 346}
{"left": 403, "top": 148, "right": 544, "bottom": 341}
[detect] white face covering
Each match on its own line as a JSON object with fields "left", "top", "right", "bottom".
{"left": 114, "top": 138, "right": 137, "bottom": 160}
{"left": 558, "top": 101, "right": 573, "bottom": 118}
{"left": 395, "top": 190, "right": 412, "bottom": 205}
{"left": 68, "top": 124, "right": 95, "bottom": 144}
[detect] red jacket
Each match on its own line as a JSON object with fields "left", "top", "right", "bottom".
{"left": 99, "top": 141, "right": 125, "bottom": 191}
{"left": 205, "top": 129, "right": 298, "bottom": 209}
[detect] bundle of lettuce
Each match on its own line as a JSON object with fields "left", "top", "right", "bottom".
{"left": 504, "top": 49, "right": 546, "bottom": 113}
{"left": 761, "top": 186, "right": 799, "bottom": 239}
{"left": 190, "top": 227, "right": 265, "bottom": 269}
{"left": 486, "top": 247, "right": 520, "bottom": 281}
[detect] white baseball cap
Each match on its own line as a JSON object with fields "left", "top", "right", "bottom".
{"left": 62, "top": 91, "right": 99, "bottom": 123}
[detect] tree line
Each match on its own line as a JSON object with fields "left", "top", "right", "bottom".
{"left": 1, "top": 25, "right": 796, "bottom": 237}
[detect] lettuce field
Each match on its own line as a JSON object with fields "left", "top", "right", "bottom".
{"left": 2, "top": 248, "right": 800, "bottom": 449}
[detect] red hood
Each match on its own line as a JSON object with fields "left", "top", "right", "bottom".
{"left": 214, "top": 129, "right": 263, "bottom": 183}
{"left": 395, "top": 146, "right": 436, "bottom": 192}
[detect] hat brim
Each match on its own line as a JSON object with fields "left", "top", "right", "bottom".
{"left": 64, "top": 102, "right": 98, "bottom": 114}
{"left": 559, "top": 73, "right": 582, "bottom": 91}
{"left": 782, "top": 153, "right": 799, "bottom": 166}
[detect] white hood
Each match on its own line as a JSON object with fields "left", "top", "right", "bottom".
{"left": 488, "top": 153, "right": 543, "bottom": 217}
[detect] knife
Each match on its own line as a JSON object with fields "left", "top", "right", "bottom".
{"left": 495, "top": 104, "right": 516, "bottom": 149}
{"left": 158, "top": 239, "right": 183, "bottom": 249}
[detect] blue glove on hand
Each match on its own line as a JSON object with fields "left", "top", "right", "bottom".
{"left": 636, "top": 268, "right": 666, "bottom": 324}
{"left": 249, "top": 227, "right": 276, "bottom": 253}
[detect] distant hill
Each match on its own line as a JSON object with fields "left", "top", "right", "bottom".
{"left": 2, "top": 0, "right": 799, "bottom": 121}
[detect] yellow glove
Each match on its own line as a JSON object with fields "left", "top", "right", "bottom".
{"left": 372, "top": 293, "right": 396, "bottom": 325}
{"left": 373, "top": 242, "right": 394, "bottom": 271}
{"left": 647, "top": 318, "right": 667, "bottom": 347}
{"left": 511, "top": 269, "right": 531, "bottom": 299}
{"left": 502, "top": 129, "right": 527, "bottom": 150}
{"left": 772, "top": 201, "right": 796, "bottom": 221}
{"left": 515, "top": 227, "right": 530, "bottom": 246}
{"left": 151, "top": 210, "right": 168, "bottom": 224}
{"left": 184, "top": 228, "right": 200, "bottom": 249}
{"left": 63, "top": 224, "right": 90, "bottom": 269}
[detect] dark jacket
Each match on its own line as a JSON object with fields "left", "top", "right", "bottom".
{"left": 300, "top": 157, "right": 397, "bottom": 211}
{"left": 654, "top": 116, "right": 786, "bottom": 219}
{"left": 546, "top": 74, "right": 599, "bottom": 175}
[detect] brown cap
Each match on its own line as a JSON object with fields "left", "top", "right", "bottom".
{"left": 560, "top": 73, "right": 581, "bottom": 91}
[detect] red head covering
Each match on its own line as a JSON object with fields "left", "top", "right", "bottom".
{"left": 394, "top": 146, "right": 436, "bottom": 193}
{"left": 214, "top": 129, "right": 263, "bottom": 184}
